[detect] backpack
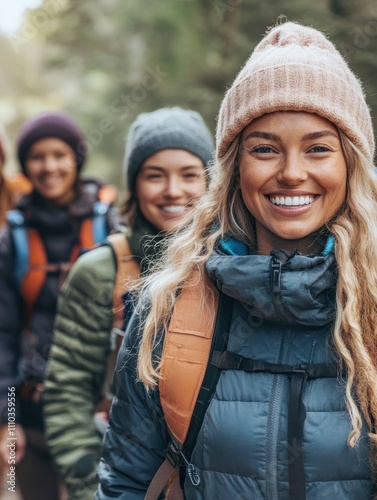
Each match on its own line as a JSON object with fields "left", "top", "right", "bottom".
{"left": 145, "top": 275, "right": 339, "bottom": 500}
{"left": 97, "top": 232, "right": 140, "bottom": 416}
{"left": 7, "top": 184, "right": 116, "bottom": 326}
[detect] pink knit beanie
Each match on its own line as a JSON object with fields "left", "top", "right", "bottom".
{"left": 216, "top": 22, "right": 375, "bottom": 162}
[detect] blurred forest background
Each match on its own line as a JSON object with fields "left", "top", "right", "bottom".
{"left": 0, "top": 0, "right": 376, "bottom": 196}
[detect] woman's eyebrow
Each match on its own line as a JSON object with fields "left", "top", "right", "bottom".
{"left": 243, "top": 131, "right": 281, "bottom": 141}
{"left": 243, "top": 130, "right": 339, "bottom": 142}
{"left": 141, "top": 165, "right": 164, "bottom": 171}
{"left": 301, "top": 130, "right": 339, "bottom": 141}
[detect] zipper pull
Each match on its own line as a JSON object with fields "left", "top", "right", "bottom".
{"left": 180, "top": 451, "right": 201, "bottom": 486}
{"left": 271, "top": 258, "right": 281, "bottom": 293}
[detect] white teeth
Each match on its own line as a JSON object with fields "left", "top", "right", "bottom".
{"left": 292, "top": 196, "right": 299, "bottom": 206}
{"left": 162, "top": 206, "right": 185, "bottom": 213}
{"left": 270, "top": 196, "right": 315, "bottom": 206}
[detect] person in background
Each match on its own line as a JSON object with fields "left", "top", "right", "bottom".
{"left": 0, "top": 125, "right": 14, "bottom": 226}
{"left": 96, "top": 22, "right": 377, "bottom": 499}
{"left": 0, "top": 111, "right": 117, "bottom": 500}
{"left": 44, "top": 107, "right": 214, "bottom": 500}
{"left": 0, "top": 124, "right": 33, "bottom": 227}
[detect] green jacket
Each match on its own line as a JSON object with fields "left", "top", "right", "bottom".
{"left": 44, "top": 244, "right": 118, "bottom": 500}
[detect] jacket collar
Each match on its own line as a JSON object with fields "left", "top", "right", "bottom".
{"left": 206, "top": 239, "right": 336, "bottom": 327}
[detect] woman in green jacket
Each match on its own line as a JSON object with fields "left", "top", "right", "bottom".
{"left": 44, "top": 107, "right": 214, "bottom": 500}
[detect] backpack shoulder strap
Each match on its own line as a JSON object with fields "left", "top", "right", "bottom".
{"left": 107, "top": 232, "right": 140, "bottom": 329}
{"left": 159, "top": 277, "right": 219, "bottom": 444}
{"left": 6, "top": 209, "right": 28, "bottom": 286}
{"left": 7, "top": 209, "right": 50, "bottom": 324}
{"left": 146, "top": 276, "right": 234, "bottom": 500}
{"left": 91, "top": 185, "right": 118, "bottom": 244}
{"left": 78, "top": 185, "right": 118, "bottom": 250}
{"left": 95, "top": 233, "right": 140, "bottom": 421}
{"left": 20, "top": 228, "right": 49, "bottom": 323}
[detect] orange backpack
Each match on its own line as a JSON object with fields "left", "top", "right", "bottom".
{"left": 145, "top": 279, "right": 233, "bottom": 500}
{"left": 7, "top": 184, "right": 116, "bottom": 325}
{"left": 95, "top": 232, "right": 140, "bottom": 418}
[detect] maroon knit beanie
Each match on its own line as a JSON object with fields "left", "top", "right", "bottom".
{"left": 17, "top": 111, "right": 87, "bottom": 175}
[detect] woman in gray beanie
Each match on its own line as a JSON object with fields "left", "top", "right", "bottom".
{"left": 96, "top": 21, "right": 377, "bottom": 500}
{"left": 44, "top": 107, "right": 214, "bottom": 500}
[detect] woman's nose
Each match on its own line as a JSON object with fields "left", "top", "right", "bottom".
{"left": 164, "top": 176, "right": 182, "bottom": 197}
{"left": 276, "top": 154, "right": 308, "bottom": 185}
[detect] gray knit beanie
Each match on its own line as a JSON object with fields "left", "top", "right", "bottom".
{"left": 124, "top": 107, "right": 214, "bottom": 191}
{"left": 217, "top": 21, "right": 374, "bottom": 162}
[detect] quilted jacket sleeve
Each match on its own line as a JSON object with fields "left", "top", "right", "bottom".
{"left": 44, "top": 245, "right": 116, "bottom": 500}
{"left": 95, "top": 303, "right": 168, "bottom": 500}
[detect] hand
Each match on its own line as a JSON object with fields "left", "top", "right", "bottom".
{"left": 94, "top": 411, "right": 108, "bottom": 423}
{"left": 93, "top": 411, "right": 109, "bottom": 435}
{"left": 0, "top": 423, "right": 26, "bottom": 465}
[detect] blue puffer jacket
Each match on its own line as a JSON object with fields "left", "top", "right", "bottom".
{"left": 96, "top": 247, "right": 372, "bottom": 499}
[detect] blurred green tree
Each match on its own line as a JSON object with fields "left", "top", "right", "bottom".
{"left": 1, "top": 0, "right": 376, "bottom": 188}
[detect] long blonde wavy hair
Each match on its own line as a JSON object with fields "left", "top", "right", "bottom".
{"left": 137, "top": 128, "right": 377, "bottom": 449}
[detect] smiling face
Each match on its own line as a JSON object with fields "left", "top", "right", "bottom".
{"left": 136, "top": 149, "right": 207, "bottom": 232}
{"left": 25, "top": 137, "right": 77, "bottom": 205}
{"left": 239, "top": 111, "right": 347, "bottom": 255}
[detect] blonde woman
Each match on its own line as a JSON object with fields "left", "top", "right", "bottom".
{"left": 96, "top": 22, "right": 377, "bottom": 499}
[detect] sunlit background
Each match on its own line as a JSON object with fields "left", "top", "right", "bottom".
{"left": 0, "top": 1, "right": 43, "bottom": 35}
{"left": 0, "top": 0, "right": 376, "bottom": 196}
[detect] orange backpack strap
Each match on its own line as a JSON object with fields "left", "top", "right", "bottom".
{"left": 107, "top": 232, "right": 140, "bottom": 330}
{"left": 76, "top": 184, "right": 117, "bottom": 257}
{"left": 78, "top": 218, "right": 96, "bottom": 250}
{"left": 95, "top": 233, "right": 140, "bottom": 416}
{"left": 72, "top": 187, "right": 117, "bottom": 260}
{"left": 145, "top": 276, "right": 220, "bottom": 500}
{"left": 160, "top": 279, "right": 219, "bottom": 443}
{"left": 20, "top": 228, "right": 49, "bottom": 325}
{"left": 20, "top": 228, "right": 76, "bottom": 326}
